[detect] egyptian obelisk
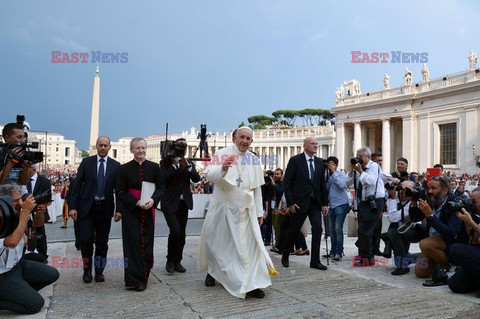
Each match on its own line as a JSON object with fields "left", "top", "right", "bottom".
{"left": 89, "top": 64, "right": 100, "bottom": 155}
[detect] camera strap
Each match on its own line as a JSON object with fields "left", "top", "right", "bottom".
{"left": 371, "top": 165, "right": 380, "bottom": 200}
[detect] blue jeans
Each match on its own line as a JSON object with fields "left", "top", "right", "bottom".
{"left": 328, "top": 203, "right": 349, "bottom": 256}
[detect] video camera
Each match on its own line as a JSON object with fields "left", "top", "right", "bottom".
{"left": 405, "top": 186, "right": 427, "bottom": 200}
{"left": 0, "top": 195, "right": 19, "bottom": 238}
{"left": 0, "top": 142, "right": 43, "bottom": 166}
{"left": 160, "top": 140, "right": 187, "bottom": 159}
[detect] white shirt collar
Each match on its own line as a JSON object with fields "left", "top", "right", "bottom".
{"left": 31, "top": 172, "right": 38, "bottom": 182}
{"left": 97, "top": 155, "right": 108, "bottom": 162}
{"left": 304, "top": 152, "right": 315, "bottom": 161}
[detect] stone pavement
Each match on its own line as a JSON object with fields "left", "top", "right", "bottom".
{"left": 2, "top": 233, "right": 480, "bottom": 319}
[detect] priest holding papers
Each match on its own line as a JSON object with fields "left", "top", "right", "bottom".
{"left": 116, "top": 137, "right": 162, "bottom": 292}
{"left": 198, "top": 127, "right": 278, "bottom": 299}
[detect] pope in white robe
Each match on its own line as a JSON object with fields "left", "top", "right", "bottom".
{"left": 198, "top": 127, "right": 278, "bottom": 299}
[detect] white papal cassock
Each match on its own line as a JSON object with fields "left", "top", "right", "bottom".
{"left": 198, "top": 144, "right": 278, "bottom": 298}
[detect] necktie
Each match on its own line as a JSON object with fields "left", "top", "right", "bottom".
{"left": 96, "top": 158, "right": 105, "bottom": 199}
{"left": 308, "top": 158, "right": 314, "bottom": 181}
{"left": 27, "top": 178, "right": 33, "bottom": 193}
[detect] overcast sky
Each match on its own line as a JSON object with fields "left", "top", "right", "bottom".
{"left": 1, "top": 0, "right": 479, "bottom": 148}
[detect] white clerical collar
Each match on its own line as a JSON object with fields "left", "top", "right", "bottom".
{"left": 232, "top": 144, "right": 245, "bottom": 156}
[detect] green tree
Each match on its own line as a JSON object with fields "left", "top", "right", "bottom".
{"left": 247, "top": 115, "right": 275, "bottom": 129}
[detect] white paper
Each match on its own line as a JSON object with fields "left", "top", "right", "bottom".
{"left": 140, "top": 181, "right": 156, "bottom": 206}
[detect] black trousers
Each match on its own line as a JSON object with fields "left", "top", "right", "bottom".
{"left": 78, "top": 201, "right": 112, "bottom": 274}
{"left": 448, "top": 244, "right": 480, "bottom": 293}
{"left": 372, "top": 218, "right": 382, "bottom": 252}
{"left": 34, "top": 225, "right": 47, "bottom": 258}
{"left": 388, "top": 223, "right": 426, "bottom": 268}
{"left": 163, "top": 201, "right": 189, "bottom": 263}
{"left": 0, "top": 259, "right": 59, "bottom": 314}
{"left": 283, "top": 198, "right": 323, "bottom": 264}
{"left": 356, "top": 199, "right": 384, "bottom": 260}
{"left": 262, "top": 208, "right": 273, "bottom": 244}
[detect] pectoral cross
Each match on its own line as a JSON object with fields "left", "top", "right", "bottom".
{"left": 236, "top": 176, "right": 243, "bottom": 187}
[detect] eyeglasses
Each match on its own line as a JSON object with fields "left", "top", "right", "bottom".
{"left": 430, "top": 176, "right": 450, "bottom": 189}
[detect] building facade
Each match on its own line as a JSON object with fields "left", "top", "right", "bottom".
{"left": 332, "top": 52, "right": 480, "bottom": 174}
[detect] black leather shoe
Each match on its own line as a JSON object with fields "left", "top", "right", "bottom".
{"left": 310, "top": 262, "right": 327, "bottom": 270}
{"left": 94, "top": 273, "right": 105, "bottom": 282}
{"left": 174, "top": 263, "right": 186, "bottom": 273}
{"left": 391, "top": 268, "right": 410, "bottom": 276}
{"left": 247, "top": 288, "right": 265, "bottom": 298}
{"left": 281, "top": 256, "right": 289, "bottom": 268}
{"left": 166, "top": 261, "right": 175, "bottom": 273}
{"left": 83, "top": 270, "right": 92, "bottom": 283}
{"left": 135, "top": 284, "right": 146, "bottom": 291}
{"left": 373, "top": 249, "right": 383, "bottom": 256}
{"left": 205, "top": 273, "right": 215, "bottom": 287}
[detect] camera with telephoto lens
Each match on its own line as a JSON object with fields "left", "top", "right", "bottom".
{"left": 0, "top": 142, "right": 43, "bottom": 167}
{"left": 160, "top": 140, "right": 187, "bottom": 159}
{"left": 32, "top": 189, "right": 52, "bottom": 205}
{"left": 405, "top": 186, "right": 427, "bottom": 200}
{"left": 0, "top": 195, "right": 19, "bottom": 238}
{"left": 447, "top": 198, "right": 480, "bottom": 223}
{"left": 365, "top": 194, "right": 378, "bottom": 212}
{"left": 385, "top": 182, "right": 403, "bottom": 191}
{"left": 350, "top": 157, "right": 364, "bottom": 165}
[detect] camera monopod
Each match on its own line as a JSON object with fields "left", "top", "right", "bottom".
{"left": 323, "top": 214, "right": 330, "bottom": 266}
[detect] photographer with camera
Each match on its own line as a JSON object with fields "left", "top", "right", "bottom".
{"left": 410, "top": 175, "right": 466, "bottom": 281}
{"left": 384, "top": 180, "right": 419, "bottom": 275}
{"left": 160, "top": 138, "right": 200, "bottom": 274}
{"left": 23, "top": 164, "right": 52, "bottom": 262}
{"left": 0, "top": 123, "right": 32, "bottom": 185}
{"left": 447, "top": 187, "right": 480, "bottom": 293}
{"left": 0, "top": 183, "right": 59, "bottom": 314}
{"left": 347, "top": 147, "right": 385, "bottom": 267}
{"left": 326, "top": 156, "right": 349, "bottom": 261}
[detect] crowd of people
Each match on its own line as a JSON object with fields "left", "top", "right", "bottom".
{"left": 1, "top": 120, "right": 480, "bottom": 315}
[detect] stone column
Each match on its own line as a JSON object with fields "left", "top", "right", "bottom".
{"left": 464, "top": 105, "right": 478, "bottom": 173}
{"left": 280, "top": 146, "right": 284, "bottom": 169}
{"left": 266, "top": 145, "right": 270, "bottom": 170}
{"left": 402, "top": 116, "right": 412, "bottom": 169}
{"left": 354, "top": 122, "right": 362, "bottom": 153}
{"left": 368, "top": 124, "right": 376, "bottom": 151}
{"left": 336, "top": 122, "right": 345, "bottom": 169}
{"left": 382, "top": 118, "right": 391, "bottom": 172}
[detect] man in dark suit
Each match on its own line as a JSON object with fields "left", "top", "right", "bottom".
{"left": 160, "top": 138, "right": 201, "bottom": 273}
{"left": 69, "top": 136, "right": 121, "bottom": 283}
{"left": 282, "top": 137, "right": 329, "bottom": 270}
{"left": 25, "top": 164, "right": 52, "bottom": 261}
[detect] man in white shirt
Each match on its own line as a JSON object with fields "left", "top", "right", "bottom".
{"left": 0, "top": 183, "right": 59, "bottom": 314}
{"left": 347, "top": 147, "right": 385, "bottom": 267}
